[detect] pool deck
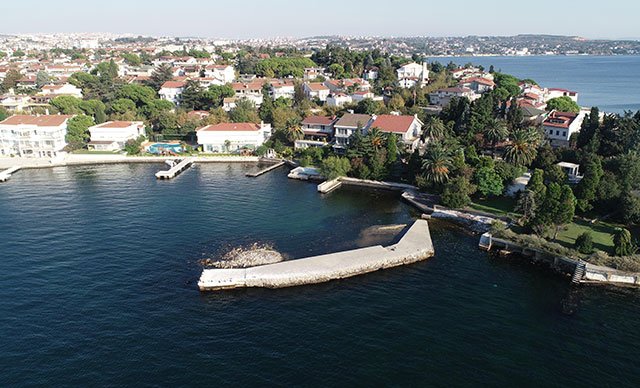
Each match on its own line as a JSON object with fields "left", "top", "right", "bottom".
{"left": 198, "top": 219, "right": 434, "bottom": 291}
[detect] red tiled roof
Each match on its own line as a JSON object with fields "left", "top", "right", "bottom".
{"left": 370, "top": 114, "right": 416, "bottom": 134}
{"left": 161, "top": 81, "right": 185, "bottom": 89}
{"left": 302, "top": 116, "right": 335, "bottom": 126}
{"left": 0, "top": 115, "right": 72, "bottom": 126}
{"left": 95, "top": 121, "right": 141, "bottom": 128}
{"left": 197, "top": 122, "right": 261, "bottom": 132}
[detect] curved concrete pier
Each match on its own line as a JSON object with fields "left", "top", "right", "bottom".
{"left": 198, "top": 219, "right": 434, "bottom": 291}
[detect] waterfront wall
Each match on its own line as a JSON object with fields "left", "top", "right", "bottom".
{"left": 198, "top": 219, "right": 434, "bottom": 291}
{"left": 0, "top": 154, "right": 260, "bottom": 169}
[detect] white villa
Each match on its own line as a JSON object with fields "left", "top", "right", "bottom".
{"left": 159, "top": 81, "right": 186, "bottom": 104}
{"left": 303, "top": 82, "right": 330, "bottom": 102}
{"left": 370, "top": 114, "right": 424, "bottom": 151}
{"left": 333, "top": 113, "right": 373, "bottom": 148}
{"left": 203, "top": 65, "right": 235, "bottom": 85}
{"left": 39, "top": 83, "right": 83, "bottom": 98}
{"left": 542, "top": 110, "right": 586, "bottom": 147}
{"left": 196, "top": 122, "right": 272, "bottom": 153}
{"left": 397, "top": 62, "right": 429, "bottom": 88}
{"left": 88, "top": 121, "right": 146, "bottom": 151}
{"left": 0, "top": 114, "right": 72, "bottom": 157}
{"left": 429, "top": 87, "right": 480, "bottom": 106}
{"left": 326, "top": 93, "right": 352, "bottom": 107}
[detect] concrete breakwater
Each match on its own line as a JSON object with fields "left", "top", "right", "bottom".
{"left": 198, "top": 219, "right": 434, "bottom": 291}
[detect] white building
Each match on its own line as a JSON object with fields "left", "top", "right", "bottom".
{"left": 232, "top": 81, "right": 264, "bottom": 107}
{"left": 0, "top": 114, "right": 72, "bottom": 157}
{"left": 397, "top": 62, "right": 429, "bottom": 88}
{"left": 270, "top": 80, "right": 295, "bottom": 100}
{"left": 303, "top": 82, "right": 330, "bottom": 102}
{"left": 546, "top": 88, "right": 579, "bottom": 103}
{"left": 39, "top": 83, "right": 83, "bottom": 98}
{"left": 542, "top": 110, "right": 586, "bottom": 147}
{"left": 333, "top": 113, "right": 373, "bottom": 148}
{"left": 429, "top": 87, "right": 480, "bottom": 106}
{"left": 370, "top": 114, "right": 424, "bottom": 151}
{"left": 159, "top": 81, "right": 186, "bottom": 104}
{"left": 326, "top": 93, "right": 352, "bottom": 107}
{"left": 88, "top": 121, "right": 146, "bottom": 151}
{"left": 203, "top": 65, "right": 236, "bottom": 85}
{"left": 196, "top": 122, "right": 272, "bottom": 153}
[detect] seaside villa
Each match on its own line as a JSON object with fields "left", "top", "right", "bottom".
{"left": 0, "top": 114, "right": 72, "bottom": 157}
{"left": 88, "top": 121, "right": 146, "bottom": 151}
{"left": 542, "top": 110, "right": 586, "bottom": 147}
{"left": 196, "top": 122, "right": 272, "bottom": 153}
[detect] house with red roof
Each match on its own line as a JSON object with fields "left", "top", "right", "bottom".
{"left": 196, "top": 122, "right": 272, "bottom": 153}
{"left": 294, "top": 116, "right": 337, "bottom": 149}
{"left": 370, "top": 114, "right": 424, "bottom": 151}
{"left": 159, "top": 81, "right": 186, "bottom": 104}
{"left": 542, "top": 110, "right": 586, "bottom": 147}
{"left": 0, "top": 114, "right": 73, "bottom": 157}
{"left": 303, "top": 82, "right": 330, "bottom": 102}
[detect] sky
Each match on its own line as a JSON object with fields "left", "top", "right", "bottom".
{"left": 2, "top": 0, "right": 639, "bottom": 40}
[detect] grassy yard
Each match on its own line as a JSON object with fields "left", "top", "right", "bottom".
{"left": 554, "top": 219, "right": 620, "bottom": 253}
{"left": 469, "top": 197, "right": 518, "bottom": 217}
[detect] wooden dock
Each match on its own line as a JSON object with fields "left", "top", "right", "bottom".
{"left": 246, "top": 161, "right": 285, "bottom": 177}
{"left": 155, "top": 158, "right": 194, "bottom": 179}
{"left": 0, "top": 166, "right": 21, "bottom": 182}
{"left": 198, "top": 219, "right": 434, "bottom": 291}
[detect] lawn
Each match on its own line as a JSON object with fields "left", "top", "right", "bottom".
{"left": 469, "top": 197, "right": 518, "bottom": 217}
{"left": 553, "top": 219, "right": 620, "bottom": 253}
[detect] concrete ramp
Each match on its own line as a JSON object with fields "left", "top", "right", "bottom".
{"left": 198, "top": 219, "right": 434, "bottom": 291}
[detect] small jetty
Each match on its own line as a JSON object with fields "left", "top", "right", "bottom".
{"left": 198, "top": 219, "right": 434, "bottom": 291}
{"left": 246, "top": 160, "right": 285, "bottom": 177}
{"left": 155, "top": 157, "right": 194, "bottom": 179}
{"left": 0, "top": 166, "right": 21, "bottom": 182}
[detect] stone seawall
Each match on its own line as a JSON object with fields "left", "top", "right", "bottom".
{"left": 198, "top": 219, "right": 434, "bottom": 291}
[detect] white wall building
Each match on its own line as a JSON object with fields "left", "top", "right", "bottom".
{"left": 333, "top": 113, "right": 373, "bottom": 148}
{"left": 88, "top": 121, "right": 146, "bottom": 151}
{"left": 303, "top": 82, "right": 330, "bottom": 102}
{"left": 326, "top": 93, "right": 352, "bottom": 107}
{"left": 204, "top": 65, "right": 235, "bottom": 85}
{"left": 429, "top": 87, "right": 480, "bottom": 106}
{"left": 0, "top": 115, "right": 72, "bottom": 157}
{"left": 542, "top": 110, "right": 586, "bottom": 147}
{"left": 196, "top": 122, "right": 272, "bottom": 153}
{"left": 397, "top": 62, "right": 429, "bottom": 88}
{"left": 39, "top": 83, "right": 83, "bottom": 98}
{"left": 159, "top": 81, "right": 186, "bottom": 105}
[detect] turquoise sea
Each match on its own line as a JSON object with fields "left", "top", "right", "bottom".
{"left": 435, "top": 55, "right": 640, "bottom": 113}
{"left": 1, "top": 163, "right": 639, "bottom": 386}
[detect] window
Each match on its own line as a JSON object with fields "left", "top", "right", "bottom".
{"left": 556, "top": 130, "right": 560, "bottom": 136}
{"left": 562, "top": 131, "right": 567, "bottom": 137}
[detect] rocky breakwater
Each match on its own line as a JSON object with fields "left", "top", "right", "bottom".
{"left": 198, "top": 219, "right": 435, "bottom": 291}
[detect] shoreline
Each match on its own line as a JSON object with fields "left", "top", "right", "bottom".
{"left": 0, "top": 154, "right": 262, "bottom": 170}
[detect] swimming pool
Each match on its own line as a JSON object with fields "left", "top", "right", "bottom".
{"left": 147, "top": 143, "right": 184, "bottom": 154}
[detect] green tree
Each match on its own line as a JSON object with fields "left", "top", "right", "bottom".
{"left": 613, "top": 228, "right": 636, "bottom": 256}
{"left": 546, "top": 96, "right": 580, "bottom": 113}
{"left": 355, "top": 98, "right": 381, "bottom": 115}
{"left": 50, "top": 96, "right": 83, "bottom": 114}
{"left": 109, "top": 98, "right": 137, "bottom": 116}
{"left": 124, "top": 135, "right": 146, "bottom": 155}
{"left": 482, "top": 119, "right": 508, "bottom": 154}
{"left": 320, "top": 156, "right": 351, "bottom": 180}
{"left": 515, "top": 189, "right": 537, "bottom": 226}
{"left": 421, "top": 142, "right": 452, "bottom": 185}
{"left": 441, "top": 176, "right": 476, "bottom": 209}
{"left": 386, "top": 133, "right": 398, "bottom": 165}
{"left": 1, "top": 69, "right": 21, "bottom": 92}
{"left": 574, "top": 154, "right": 603, "bottom": 212}
{"left": 65, "top": 115, "right": 95, "bottom": 150}
{"left": 474, "top": 165, "right": 504, "bottom": 197}
{"left": 575, "top": 232, "right": 594, "bottom": 254}
{"left": 229, "top": 99, "right": 260, "bottom": 123}
{"left": 147, "top": 64, "right": 174, "bottom": 91}
{"left": 576, "top": 107, "right": 600, "bottom": 150}
{"left": 36, "top": 71, "right": 51, "bottom": 88}
{"left": 422, "top": 116, "right": 447, "bottom": 141}
{"left": 503, "top": 128, "right": 540, "bottom": 166}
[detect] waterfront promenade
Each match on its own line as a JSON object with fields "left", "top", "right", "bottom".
{"left": 0, "top": 154, "right": 260, "bottom": 169}
{"left": 198, "top": 219, "right": 434, "bottom": 291}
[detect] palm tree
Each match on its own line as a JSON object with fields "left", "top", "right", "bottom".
{"left": 422, "top": 116, "right": 447, "bottom": 141}
{"left": 421, "top": 142, "right": 452, "bottom": 185}
{"left": 483, "top": 119, "right": 508, "bottom": 155}
{"left": 285, "top": 124, "right": 304, "bottom": 143}
{"left": 368, "top": 127, "right": 384, "bottom": 150}
{"left": 503, "top": 127, "right": 540, "bottom": 166}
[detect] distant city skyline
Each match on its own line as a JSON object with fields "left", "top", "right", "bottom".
{"left": 3, "top": 0, "right": 639, "bottom": 40}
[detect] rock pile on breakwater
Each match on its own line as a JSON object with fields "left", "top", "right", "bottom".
{"left": 200, "top": 243, "right": 285, "bottom": 269}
